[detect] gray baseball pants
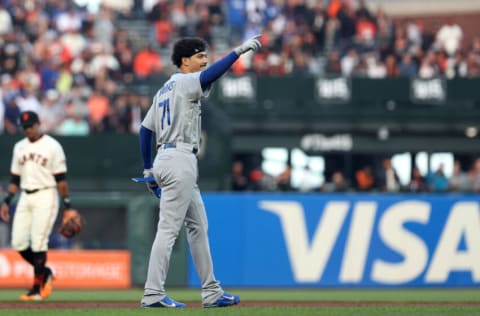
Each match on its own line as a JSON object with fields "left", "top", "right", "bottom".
{"left": 141, "top": 146, "right": 223, "bottom": 305}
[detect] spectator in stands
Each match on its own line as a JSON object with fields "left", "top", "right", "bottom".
{"left": 355, "top": 15, "right": 377, "bottom": 51}
{"left": 398, "top": 53, "right": 418, "bottom": 77}
{"left": 434, "top": 50, "right": 448, "bottom": 75}
{"left": 226, "top": 0, "right": 247, "bottom": 45}
{"left": 146, "top": 0, "right": 169, "bottom": 23}
{"left": 355, "top": 0, "right": 374, "bottom": 22}
{"left": 39, "top": 58, "right": 61, "bottom": 92}
{"left": 426, "top": 163, "right": 449, "bottom": 193}
{"left": 208, "top": 0, "right": 224, "bottom": 26}
{"left": 276, "top": 163, "right": 293, "bottom": 192}
{"left": 435, "top": 17, "right": 463, "bottom": 56}
{"left": 466, "top": 51, "right": 480, "bottom": 77}
{"left": 325, "top": 49, "right": 342, "bottom": 74}
{"left": 418, "top": 50, "right": 439, "bottom": 78}
{"left": 409, "top": 166, "right": 426, "bottom": 193}
{"left": 251, "top": 45, "right": 273, "bottom": 76}
{"left": 155, "top": 16, "right": 175, "bottom": 48}
{"left": 2, "top": 43, "right": 20, "bottom": 77}
{"left": 385, "top": 54, "right": 399, "bottom": 77}
{"left": 112, "top": 32, "right": 135, "bottom": 83}
{"left": 57, "top": 100, "right": 90, "bottom": 136}
{"left": 94, "top": 6, "right": 115, "bottom": 51}
{"left": 406, "top": 19, "right": 423, "bottom": 52}
{"left": 0, "top": 96, "right": 4, "bottom": 134}
{"left": 56, "top": 63, "right": 74, "bottom": 94}
{"left": 298, "top": 165, "right": 318, "bottom": 192}
{"left": 133, "top": 45, "right": 163, "bottom": 80}
{"left": 164, "top": 0, "right": 184, "bottom": 38}
{"left": 88, "top": 43, "right": 120, "bottom": 82}
{"left": 341, "top": 48, "right": 359, "bottom": 76}
{"left": 355, "top": 165, "right": 375, "bottom": 192}
{"left": 38, "top": 89, "right": 65, "bottom": 134}
{"left": 248, "top": 166, "right": 263, "bottom": 191}
{"left": 246, "top": 0, "right": 266, "bottom": 36}
{"left": 55, "top": 5, "right": 83, "bottom": 33}
{"left": 469, "top": 158, "right": 480, "bottom": 192}
{"left": 308, "top": 1, "right": 327, "bottom": 52}
{"left": 446, "top": 50, "right": 468, "bottom": 78}
{"left": 16, "top": 87, "right": 42, "bottom": 114}
{"left": 3, "top": 93, "right": 20, "bottom": 134}
{"left": 366, "top": 52, "right": 386, "bottom": 78}
{"left": 130, "top": 94, "right": 150, "bottom": 134}
{"left": 87, "top": 87, "right": 110, "bottom": 132}
{"left": 194, "top": 4, "right": 213, "bottom": 45}
{"left": 59, "top": 26, "right": 88, "bottom": 60}
{"left": 392, "top": 31, "right": 410, "bottom": 60}
{"left": 449, "top": 160, "right": 471, "bottom": 192}
{"left": 108, "top": 92, "right": 132, "bottom": 134}
{"left": 0, "top": 3, "right": 12, "bottom": 36}
{"left": 322, "top": 170, "right": 349, "bottom": 192}
{"left": 231, "top": 160, "right": 249, "bottom": 191}
{"left": 470, "top": 36, "right": 480, "bottom": 69}
{"left": 377, "top": 158, "right": 401, "bottom": 192}
{"left": 336, "top": 1, "right": 357, "bottom": 50}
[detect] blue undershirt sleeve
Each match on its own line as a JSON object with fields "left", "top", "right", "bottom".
{"left": 200, "top": 51, "right": 239, "bottom": 91}
{"left": 139, "top": 125, "right": 154, "bottom": 169}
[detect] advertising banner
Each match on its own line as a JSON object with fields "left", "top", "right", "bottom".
{"left": 0, "top": 250, "right": 131, "bottom": 288}
{"left": 189, "top": 194, "right": 480, "bottom": 287}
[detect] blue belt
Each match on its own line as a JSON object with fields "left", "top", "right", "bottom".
{"left": 162, "top": 143, "right": 198, "bottom": 154}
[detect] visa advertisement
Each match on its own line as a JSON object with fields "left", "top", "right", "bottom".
{"left": 189, "top": 194, "right": 480, "bottom": 287}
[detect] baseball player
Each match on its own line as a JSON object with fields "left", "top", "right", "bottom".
{"left": 138, "top": 35, "right": 261, "bottom": 308}
{"left": 0, "top": 111, "right": 73, "bottom": 301}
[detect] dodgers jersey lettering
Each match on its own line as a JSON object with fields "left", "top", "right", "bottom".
{"left": 11, "top": 135, "right": 67, "bottom": 190}
{"left": 142, "top": 72, "right": 210, "bottom": 149}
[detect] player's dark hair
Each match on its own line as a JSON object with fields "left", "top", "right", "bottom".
{"left": 171, "top": 37, "right": 207, "bottom": 68}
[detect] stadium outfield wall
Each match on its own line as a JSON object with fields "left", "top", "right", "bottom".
{"left": 189, "top": 193, "right": 480, "bottom": 288}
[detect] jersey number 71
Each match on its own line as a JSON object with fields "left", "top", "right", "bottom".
{"left": 158, "top": 99, "right": 171, "bottom": 129}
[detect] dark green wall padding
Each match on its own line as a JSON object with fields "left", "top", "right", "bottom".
{"left": 73, "top": 193, "right": 187, "bottom": 287}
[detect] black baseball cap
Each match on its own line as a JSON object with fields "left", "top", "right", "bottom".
{"left": 20, "top": 111, "right": 40, "bottom": 128}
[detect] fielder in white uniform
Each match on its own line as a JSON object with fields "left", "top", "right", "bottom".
{"left": 0, "top": 111, "right": 73, "bottom": 301}
{"left": 139, "top": 36, "right": 261, "bottom": 308}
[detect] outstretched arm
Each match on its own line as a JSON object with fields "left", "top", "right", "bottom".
{"left": 200, "top": 35, "right": 262, "bottom": 91}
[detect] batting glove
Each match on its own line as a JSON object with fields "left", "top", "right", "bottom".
{"left": 143, "top": 169, "right": 161, "bottom": 198}
{"left": 234, "top": 34, "right": 262, "bottom": 56}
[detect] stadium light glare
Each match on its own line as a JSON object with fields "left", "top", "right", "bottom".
{"left": 465, "top": 127, "right": 478, "bottom": 138}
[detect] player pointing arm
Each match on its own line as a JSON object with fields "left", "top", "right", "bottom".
{"left": 137, "top": 36, "right": 261, "bottom": 309}
{"left": 139, "top": 35, "right": 262, "bottom": 192}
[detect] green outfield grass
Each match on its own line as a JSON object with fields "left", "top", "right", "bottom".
{"left": 0, "top": 288, "right": 479, "bottom": 316}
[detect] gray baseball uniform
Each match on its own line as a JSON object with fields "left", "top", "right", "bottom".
{"left": 139, "top": 35, "right": 261, "bottom": 308}
{"left": 141, "top": 72, "right": 222, "bottom": 305}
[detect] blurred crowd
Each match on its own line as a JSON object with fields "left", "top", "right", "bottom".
{"left": 231, "top": 157, "right": 480, "bottom": 194}
{"left": 144, "top": 0, "right": 480, "bottom": 78}
{"left": 0, "top": 0, "right": 155, "bottom": 136}
{"left": 1, "top": 0, "right": 480, "bottom": 135}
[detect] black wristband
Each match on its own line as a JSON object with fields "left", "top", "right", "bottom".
{"left": 3, "top": 192, "right": 14, "bottom": 205}
{"left": 63, "top": 197, "right": 72, "bottom": 209}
